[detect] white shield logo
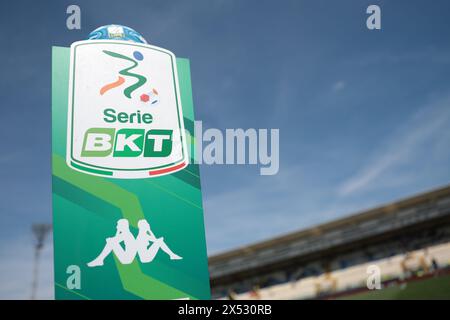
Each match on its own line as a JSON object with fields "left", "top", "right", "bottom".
{"left": 66, "top": 40, "right": 188, "bottom": 179}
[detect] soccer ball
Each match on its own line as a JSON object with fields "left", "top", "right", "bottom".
{"left": 87, "top": 25, "right": 148, "bottom": 44}
{"left": 140, "top": 88, "right": 160, "bottom": 106}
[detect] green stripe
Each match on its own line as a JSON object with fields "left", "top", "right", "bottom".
{"left": 177, "top": 58, "right": 195, "bottom": 121}
{"left": 146, "top": 179, "right": 203, "bottom": 210}
{"left": 172, "top": 168, "right": 200, "bottom": 189}
{"left": 56, "top": 282, "right": 91, "bottom": 300}
{"left": 184, "top": 117, "right": 195, "bottom": 133}
{"left": 71, "top": 161, "right": 113, "bottom": 176}
{"left": 53, "top": 175, "right": 121, "bottom": 220}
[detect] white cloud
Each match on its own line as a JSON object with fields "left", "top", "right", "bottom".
{"left": 204, "top": 164, "right": 384, "bottom": 255}
{"left": 332, "top": 80, "right": 346, "bottom": 92}
{"left": 338, "top": 95, "right": 450, "bottom": 196}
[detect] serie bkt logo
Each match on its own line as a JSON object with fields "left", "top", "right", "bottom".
{"left": 66, "top": 40, "right": 188, "bottom": 179}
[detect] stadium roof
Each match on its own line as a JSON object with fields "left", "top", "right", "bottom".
{"left": 209, "top": 184, "right": 450, "bottom": 264}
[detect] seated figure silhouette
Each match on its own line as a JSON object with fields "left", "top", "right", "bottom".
{"left": 87, "top": 219, "right": 136, "bottom": 267}
{"left": 136, "top": 219, "right": 182, "bottom": 262}
{"left": 87, "top": 218, "right": 181, "bottom": 267}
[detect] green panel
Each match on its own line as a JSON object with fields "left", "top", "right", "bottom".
{"left": 51, "top": 46, "right": 210, "bottom": 300}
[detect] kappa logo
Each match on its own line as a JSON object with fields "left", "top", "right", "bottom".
{"left": 67, "top": 40, "right": 188, "bottom": 179}
{"left": 87, "top": 218, "right": 182, "bottom": 267}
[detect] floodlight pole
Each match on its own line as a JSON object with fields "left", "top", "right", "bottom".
{"left": 31, "top": 224, "right": 52, "bottom": 300}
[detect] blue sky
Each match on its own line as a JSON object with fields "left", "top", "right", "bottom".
{"left": 1, "top": 0, "right": 450, "bottom": 298}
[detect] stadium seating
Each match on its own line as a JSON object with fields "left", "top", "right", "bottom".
{"left": 221, "top": 242, "right": 450, "bottom": 300}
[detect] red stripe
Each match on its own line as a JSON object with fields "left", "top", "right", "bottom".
{"left": 149, "top": 162, "right": 187, "bottom": 176}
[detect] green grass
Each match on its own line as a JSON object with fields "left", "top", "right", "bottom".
{"left": 342, "top": 274, "right": 450, "bottom": 300}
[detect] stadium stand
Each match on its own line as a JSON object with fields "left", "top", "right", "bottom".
{"left": 209, "top": 185, "right": 450, "bottom": 299}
